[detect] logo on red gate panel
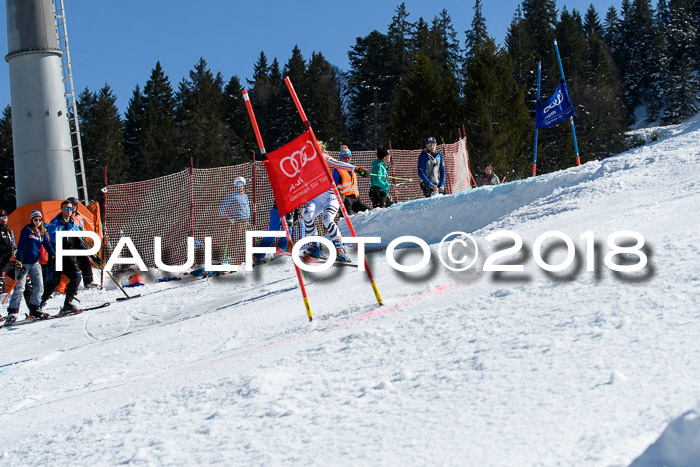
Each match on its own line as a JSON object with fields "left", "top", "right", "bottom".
{"left": 279, "top": 140, "right": 317, "bottom": 178}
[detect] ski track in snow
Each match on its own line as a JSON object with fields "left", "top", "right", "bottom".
{"left": 1, "top": 117, "right": 700, "bottom": 465}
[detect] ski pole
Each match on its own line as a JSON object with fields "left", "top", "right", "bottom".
{"left": 370, "top": 174, "right": 413, "bottom": 181}
{"left": 104, "top": 269, "right": 141, "bottom": 301}
{"left": 79, "top": 237, "right": 139, "bottom": 301}
{"left": 2, "top": 267, "right": 24, "bottom": 304}
{"left": 222, "top": 222, "right": 233, "bottom": 264}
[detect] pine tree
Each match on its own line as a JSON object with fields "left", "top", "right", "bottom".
{"left": 430, "top": 9, "right": 462, "bottom": 72}
{"left": 387, "top": 2, "right": 414, "bottom": 76}
{"left": 464, "top": 0, "right": 488, "bottom": 65}
{"left": 123, "top": 85, "right": 145, "bottom": 179}
{"left": 412, "top": 17, "right": 432, "bottom": 61}
{"left": 0, "top": 105, "right": 15, "bottom": 209}
{"left": 223, "top": 75, "right": 256, "bottom": 163}
{"left": 248, "top": 53, "right": 284, "bottom": 151}
{"left": 603, "top": 6, "right": 621, "bottom": 48}
{"left": 346, "top": 30, "right": 394, "bottom": 149}
{"left": 77, "top": 85, "right": 126, "bottom": 200}
{"left": 176, "top": 58, "right": 230, "bottom": 168}
{"left": 624, "top": 0, "right": 664, "bottom": 120}
{"left": 304, "top": 52, "right": 347, "bottom": 147}
{"left": 505, "top": 6, "right": 532, "bottom": 86}
{"left": 583, "top": 4, "right": 603, "bottom": 37}
{"left": 277, "top": 46, "right": 307, "bottom": 147}
{"left": 663, "top": 0, "right": 699, "bottom": 123}
{"left": 464, "top": 38, "right": 530, "bottom": 179}
{"left": 123, "top": 62, "right": 179, "bottom": 180}
{"left": 392, "top": 52, "right": 444, "bottom": 146}
{"left": 556, "top": 7, "right": 587, "bottom": 86}
{"left": 507, "top": 0, "right": 558, "bottom": 100}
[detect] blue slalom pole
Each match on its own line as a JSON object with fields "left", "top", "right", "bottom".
{"left": 553, "top": 39, "right": 581, "bottom": 166}
{"left": 533, "top": 61, "right": 541, "bottom": 176}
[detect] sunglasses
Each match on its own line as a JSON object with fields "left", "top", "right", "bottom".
{"left": 0, "top": 216, "right": 7, "bottom": 221}
{"left": 32, "top": 217, "right": 42, "bottom": 222}
{"left": 63, "top": 206, "right": 73, "bottom": 211}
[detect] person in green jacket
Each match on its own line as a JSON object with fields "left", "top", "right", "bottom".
{"left": 369, "top": 148, "right": 394, "bottom": 208}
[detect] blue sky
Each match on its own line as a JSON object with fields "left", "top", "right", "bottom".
{"left": 1, "top": 0, "right": 621, "bottom": 114}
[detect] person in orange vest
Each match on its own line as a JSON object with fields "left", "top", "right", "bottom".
{"left": 332, "top": 146, "right": 369, "bottom": 215}
{"left": 67, "top": 196, "right": 96, "bottom": 289}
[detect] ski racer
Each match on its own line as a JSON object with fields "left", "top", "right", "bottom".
{"left": 303, "top": 141, "right": 367, "bottom": 262}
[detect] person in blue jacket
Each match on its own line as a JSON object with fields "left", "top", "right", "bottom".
{"left": 41, "top": 200, "right": 84, "bottom": 314}
{"left": 219, "top": 176, "right": 251, "bottom": 264}
{"left": 5, "top": 210, "right": 55, "bottom": 324}
{"left": 417, "top": 136, "right": 446, "bottom": 197}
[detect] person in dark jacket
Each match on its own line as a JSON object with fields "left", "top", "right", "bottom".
{"left": 417, "top": 136, "right": 446, "bottom": 197}
{"left": 369, "top": 148, "right": 394, "bottom": 208}
{"left": 475, "top": 164, "right": 501, "bottom": 186}
{"left": 5, "top": 210, "right": 55, "bottom": 324}
{"left": 0, "top": 209, "right": 15, "bottom": 275}
{"left": 67, "top": 196, "right": 95, "bottom": 288}
{"left": 41, "top": 200, "right": 83, "bottom": 314}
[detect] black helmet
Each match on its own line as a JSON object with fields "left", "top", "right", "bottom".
{"left": 67, "top": 197, "right": 79, "bottom": 205}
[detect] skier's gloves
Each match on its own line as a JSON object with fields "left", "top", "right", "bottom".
{"left": 355, "top": 167, "right": 368, "bottom": 177}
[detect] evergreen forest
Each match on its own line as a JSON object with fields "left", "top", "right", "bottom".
{"left": 1, "top": 0, "right": 698, "bottom": 208}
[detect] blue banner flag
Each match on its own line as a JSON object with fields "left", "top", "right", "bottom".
{"left": 535, "top": 81, "right": 575, "bottom": 129}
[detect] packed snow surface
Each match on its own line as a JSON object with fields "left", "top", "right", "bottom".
{"left": 1, "top": 116, "right": 699, "bottom": 466}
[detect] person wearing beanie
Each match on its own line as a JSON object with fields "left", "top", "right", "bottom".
{"left": 4, "top": 211, "right": 55, "bottom": 324}
{"left": 417, "top": 136, "right": 446, "bottom": 197}
{"left": 332, "top": 145, "right": 370, "bottom": 216}
{"left": 369, "top": 148, "right": 394, "bottom": 208}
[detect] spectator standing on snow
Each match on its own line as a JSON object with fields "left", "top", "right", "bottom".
{"left": 476, "top": 164, "right": 500, "bottom": 186}
{"left": 67, "top": 196, "right": 96, "bottom": 289}
{"left": 417, "top": 136, "right": 446, "bottom": 197}
{"left": 219, "top": 176, "right": 251, "bottom": 264}
{"left": 369, "top": 148, "right": 394, "bottom": 209}
{"left": 5, "top": 210, "right": 55, "bottom": 324}
{"left": 0, "top": 209, "right": 15, "bottom": 277}
{"left": 41, "top": 200, "right": 83, "bottom": 314}
{"left": 333, "top": 145, "right": 369, "bottom": 215}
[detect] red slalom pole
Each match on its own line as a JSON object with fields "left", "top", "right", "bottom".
{"left": 284, "top": 76, "right": 383, "bottom": 307}
{"left": 388, "top": 141, "right": 399, "bottom": 203}
{"left": 242, "top": 89, "right": 314, "bottom": 321}
{"left": 441, "top": 137, "right": 453, "bottom": 194}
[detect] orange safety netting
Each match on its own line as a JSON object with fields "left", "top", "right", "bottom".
{"left": 103, "top": 137, "right": 471, "bottom": 271}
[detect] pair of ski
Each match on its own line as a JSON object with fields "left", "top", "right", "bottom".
{"left": 271, "top": 248, "right": 358, "bottom": 267}
{"left": 2, "top": 302, "right": 111, "bottom": 328}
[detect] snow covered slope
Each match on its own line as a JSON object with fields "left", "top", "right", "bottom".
{"left": 1, "top": 115, "right": 699, "bottom": 466}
